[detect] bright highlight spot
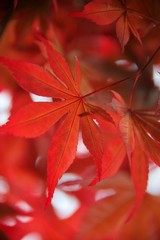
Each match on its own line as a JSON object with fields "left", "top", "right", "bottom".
{"left": 153, "top": 64, "right": 160, "bottom": 88}
{"left": 16, "top": 200, "right": 33, "bottom": 213}
{"left": 52, "top": 189, "right": 80, "bottom": 219}
{"left": 0, "top": 176, "right": 10, "bottom": 194}
{"left": 115, "top": 59, "right": 138, "bottom": 71}
{"left": 16, "top": 215, "right": 33, "bottom": 223}
{"left": 2, "top": 218, "right": 16, "bottom": 227}
{"left": 59, "top": 173, "right": 82, "bottom": 191}
{"left": 147, "top": 167, "right": 160, "bottom": 195}
{"left": 0, "top": 90, "right": 12, "bottom": 125}
{"left": 95, "top": 188, "right": 116, "bottom": 201}
{"left": 21, "top": 233, "right": 43, "bottom": 240}
{"left": 77, "top": 132, "right": 90, "bottom": 157}
{"left": 30, "top": 93, "right": 52, "bottom": 102}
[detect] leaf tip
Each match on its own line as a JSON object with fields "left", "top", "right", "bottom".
{"left": 45, "top": 185, "right": 55, "bottom": 208}
{"left": 89, "top": 176, "right": 99, "bottom": 186}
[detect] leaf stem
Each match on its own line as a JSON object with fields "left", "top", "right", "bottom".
{"left": 82, "top": 75, "right": 134, "bottom": 99}
{"left": 129, "top": 46, "right": 160, "bottom": 108}
{"left": 82, "top": 46, "right": 160, "bottom": 105}
{"left": 127, "top": 8, "right": 160, "bottom": 27}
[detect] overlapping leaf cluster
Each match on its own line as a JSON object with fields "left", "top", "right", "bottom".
{"left": 0, "top": 0, "right": 160, "bottom": 239}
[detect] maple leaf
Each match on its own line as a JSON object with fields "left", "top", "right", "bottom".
{"left": 78, "top": 173, "right": 134, "bottom": 240}
{"left": 72, "top": 0, "right": 150, "bottom": 50}
{"left": 92, "top": 91, "right": 160, "bottom": 218}
{"left": 78, "top": 172, "right": 160, "bottom": 240}
{"left": 118, "top": 192, "right": 160, "bottom": 239}
{"left": 0, "top": 36, "right": 113, "bottom": 204}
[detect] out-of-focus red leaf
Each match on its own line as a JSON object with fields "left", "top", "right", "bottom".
{"left": 75, "top": 171, "right": 160, "bottom": 240}
{"left": 68, "top": 34, "right": 121, "bottom": 61}
{"left": 116, "top": 14, "right": 130, "bottom": 52}
{"left": 72, "top": 0, "right": 122, "bottom": 25}
{"left": 72, "top": 0, "right": 151, "bottom": 49}
{"left": 77, "top": 173, "right": 134, "bottom": 240}
{"left": 0, "top": 203, "right": 26, "bottom": 218}
{"left": 118, "top": 193, "right": 160, "bottom": 239}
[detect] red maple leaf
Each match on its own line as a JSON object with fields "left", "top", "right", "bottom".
{"left": 92, "top": 91, "right": 160, "bottom": 218}
{"left": 78, "top": 173, "right": 134, "bottom": 240}
{"left": 72, "top": 0, "right": 151, "bottom": 50}
{"left": 0, "top": 35, "right": 113, "bottom": 204}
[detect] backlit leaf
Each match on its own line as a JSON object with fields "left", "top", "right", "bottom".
{"left": 0, "top": 36, "right": 110, "bottom": 202}
{"left": 72, "top": 0, "right": 152, "bottom": 49}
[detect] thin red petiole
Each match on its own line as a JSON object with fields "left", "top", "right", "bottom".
{"left": 81, "top": 46, "right": 160, "bottom": 102}
{"left": 129, "top": 46, "right": 160, "bottom": 108}
{"left": 82, "top": 75, "right": 134, "bottom": 99}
